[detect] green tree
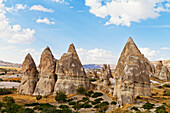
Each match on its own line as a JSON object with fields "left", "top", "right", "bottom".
{"left": 76, "top": 86, "right": 86, "bottom": 95}
{"left": 36, "top": 94, "right": 42, "bottom": 103}
{"left": 55, "top": 91, "right": 67, "bottom": 103}
{"left": 72, "top": 102, "right": 81, "bottom": 112}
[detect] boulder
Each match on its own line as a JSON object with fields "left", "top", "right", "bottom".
{"left": 114, "top": 37, "right": 151, "bottom": 104}
{"left": 54, "top": 44, "right": 90, "bottom": 95}
{"left": 17, "top": 53, "right": 38, "bottom": 95}
{"left": 33, "top": 47, "right": 56, "bottom": 96}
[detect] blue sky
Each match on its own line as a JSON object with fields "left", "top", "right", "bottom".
{"left": 0, "top": 0, "right": 170, "bottom": 65}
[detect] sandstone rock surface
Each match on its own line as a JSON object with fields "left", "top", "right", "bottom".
{"left": 54, "top": 44, "right": 90, "bottom": 95}
{"left": 153, "top": 61, "right": 170, "bottom": 81}
{"left": 100, "top": 64, "right": 112, "bottom": 85}
{"left": 33, "top": 47, "right": 56, "bottom": 96}
{"left": 17, "top": 53, "right": 38, "bottom": 95}
{"left": 113, "top": 37, "right": 151, "bottom": 104}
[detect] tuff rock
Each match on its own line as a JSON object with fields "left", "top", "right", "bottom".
{"left": 113, "top": 37, "right": 151, "bottom": 104}
{"left": 100, "top": 64, "right": 112, "bottom": 85}
{"left": 33, "top": 47, "right": 56, "bottom": 96}
{"left": 54, "top": 44, "right": 90, "bottom": 95}
{"left": 17, "top": 53, "right": 38, "bottom": 95}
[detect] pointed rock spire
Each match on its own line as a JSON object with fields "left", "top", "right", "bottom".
{"left": 33, "top": 47, "right": 56, "bottom": 96}
{"left": 114, "top": 37, "right": 151, "bottom": 104}
{"left": 68, "top": 43, "right": 82, "bottom": 65}
{"left": 17, "top": 53, "right": 38, "bottom": 95}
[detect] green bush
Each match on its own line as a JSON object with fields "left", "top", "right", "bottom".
{"left": 3, "top": 96, "right": 15, "bottom": 103}
{"left": 88, "top": 90, "right": 94, "bottom": 96}
{"left": 131, "top": 106, "right": 139, "bottom": 111}
{"left": 0, "top": 102, "right": 2, "bottom": 110}
{"left": 142, "top": 102, "right": 154, "bottom": 110}
{"left": 40, "top": 107, "right": 57, "bottom": 113}
{"left": 90, "top": 79, "right": 97, "bottom": 82}
{"left": 76, "top": 86, "right": 86, "bottom": 95}
{"left": 33, "top": 103, "right": 54, "bottom": 111}
{"left": 36, "top": 94, "right": 42, "bottom": 102}
{"left": 155, "top": 105, "right": 168, "bottom": 113}
{"left": 82, "top": 97, "right": 89, "bottom": 102}
{"left": 67, "top": 98, "right": 74, "bottom": 102}
{"left": 111, "top": 101, "right": 117, "bottom": 105}
{"left": 100, "top": 101, "right": 109, "bottom": 106}
{"left": 0, "top": 78, "right": 3, "bottom": 81}
{"left": 55, "top": 91, "right": 67, "bottom": 103}
{"left": 24, "top": 103, "right": 40, "bottom": 106}
{"left": 81, "top": 102, "right": 92, "bottom": 108}
{"left": 69, "top": 101, "right": 76, "bottom": 105}
{"left": 0, "top": 88, "right": 13, "bottom": 95}
{"left": 163, "top": 84, "right": 170, "bottom": 88}
{"left": 24, "top": 108, "right": 34, "bottom": 113}
{"left": 92, "top": 92, "right": 103, "bottom": 98}
{"left": 94, "top": 98, "right": 103, "bottom": 102}
{"left": 72, "top": 102, "right": 81, "bottom": 112}
{"left": 59, "top": 105, "right": 69, "bottom": 109}
{"left": 136, "top": 96, "right": 141, "bottom": 99}
{"left": 163, "top": 90, "right": 170, "bottom": 96}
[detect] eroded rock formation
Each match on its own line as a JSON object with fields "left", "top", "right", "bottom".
{"left": 17, "top": 53, "right": 38, "bottom": 95}
{"left": 100, "top": 64, "right": 112, "bottom": 85}
{"left": 153, "top": 61, "right": 170, "bottom": 81}
{"left": 54, "top": 44, "right": 90, "bottom": 95}
{"left": 114, "top": 37, "right": 151, "bottom": 104}
{"left": 33, "top": 47, "right": 56, "bottom": 96}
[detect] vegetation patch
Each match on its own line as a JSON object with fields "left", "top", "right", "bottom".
{"left": 92, "top": 92, "right": 103, "bottom": 98}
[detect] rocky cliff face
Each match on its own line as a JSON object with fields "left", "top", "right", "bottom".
{"left": 54, "top": 44, "right": 90, "bottom": 95}
{"left": 100, "top": 64, "right": 112, "bottom": 85}
{"left": 114, "top": 37, "right": 151, "bottom": 104}
{"left": 17, "top": 53, "right": 38, "bottom": 95}
{"left": 33, "top": 47, "right": 56, "bottom": 96}
{"left": 152, "top": 61, "right": 170, "bottom": 81}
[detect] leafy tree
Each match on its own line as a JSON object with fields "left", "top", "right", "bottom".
{"left": 76, "top": 86, "right": 86, "bottom": 95}
{"left": 92, "top": 92, "right": 103, "bottom": 98}
{"left": 111, "top": 101, "right": 117, "bottom": 105}
{"left": 55, "top": 91, "right": 67, "bottom": 103}
{"left": 3, "top": 96, "right": 15, "bottom": 103}
{"left": 72, "top": 102, "right": 81, "bottom": 112}
{"left": 142, "top": 102, "right": 154, "bottom": 110}
{"left": 155, "top": 105, "right": 168, "bottom": 113}
{"left": 36, "top": 94, "right": 42, "bottom": 103}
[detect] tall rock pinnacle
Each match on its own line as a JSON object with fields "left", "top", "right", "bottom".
{"left": 17, "top": 53, "right": 38, "bottom": 95}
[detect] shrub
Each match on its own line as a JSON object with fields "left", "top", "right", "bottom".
{"left": 136, "top": 96, "right": 141, "bottom": 99}
{"left": 163, "top": 90, "right": 170, "bottom": 96}
{"left": 36, "top": 94, "right": 42, "bottom": 102}
{"left": 111, "top": 101, "right": 117, "bottom": 105}
{"left": 90, "top": 79, "right": 97, "bottom": 82}
{"left": 55, "top": 91, "right": 67, "bottom": 103}
{"left": 24, "top": 103, "right": 40, "bottom": 106}
{"left": 59, "top": 105, "right": 69, "bottom": 109}
{"left": 100, "top": 101, "right": 109, "bottom": 106}
{"left": 131, "top": 106, "right": 139, "bottom": 111}
{"left": 69, "top": 101, "right": 76, "bottom": 105}
{"left": 76, "top": 86, "right": 86, "bottom": 95}
{"left": 88, "top": 90, "right": 94, "bottom": 96}
{"left": 91, "top": 101, "right": 100, "bottom": 105}
{"left": 33, "top": 103, "right": 54, "bottom": 110}
{"left": 0, "top": 78, "right": 3, "bottom": 81}
{"left": 24, "top": 108, "right": 34, "bottom": 113}
{"left": 155, "top": 105, "right": 168, "bottom": 113}
{"left": 0, "top": 88, "right": 13, "bottom": 95}
{"left": 67, "top": 98, "right": 74, "bottom": 102}
{"left": 163, "top": 84, "right": 170, "bottom": 88}
{"left": 92, "top": 92, "right": 103, "bottom": 98}
{"left": 94, "top": 98, "right": 103, "bottom": 102}
{"left": 142, "top": 102, "right": 154, "bottom": 110}
{"left": 3, "top": 96, "right": 15, "bottom": 103}
{"left": 95, "top": 103, "right": 109, "bottom": 113}
{"left": 81, "top": 102, "right": 92, "bottom": 108}
{"left": 82, "top": 97, "right": 89, "bottom": 102}
{"left": 72, "top": 102, "right": 81, "bottom": 112}
{"left": 0, "top": 102, "right": 2, "bottom": 110}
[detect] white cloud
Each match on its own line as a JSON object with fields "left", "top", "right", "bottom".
{"left": 2, "top": 46, "right": 16, "bottom": 50}
{"left": 36, "top": 18, "right": 55, "bottom": 25}
{"left": 139, "top": 48, "right": 159, "bottom": 60}
{"left": 30, "top": 5, "right": 54, "bottom": 13}
{"left": 85, "top": 0, "right": 170, "bottom": 26}
{"left": 161, "top": 47, "right": 170, "bottom": 50}
{"left": 0, "top": 1, "right": 35, "bottom": 44}
{"left": 55, "top": 0, "right": 65, "bottom": 3}
{"left": 157, "top": 57, "right": 166, "bottom": 61}
{"left": 6, "top": 4, "right": 27, "bottom": 12}
{"left": 77, "top": 48, "right": 117, "bottom": 64}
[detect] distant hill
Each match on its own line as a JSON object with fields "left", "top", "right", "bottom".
{"left": 0, "top": 60, "right": 21, "bottom": 67}
{"left": 83, "top": 64, "right": 116, "bottom": 69}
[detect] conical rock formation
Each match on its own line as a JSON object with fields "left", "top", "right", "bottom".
{"left": 54, "top": 44, "right": 90, "bottom": 95}
{"left": 100, "top": 64, "right": 112, "bottom": 85}
{"left": 114, "top": 37, "right": 151, "bottom": 104}
{"left": 33, "top": 47, "right": 56, "bottom": 96}
{"left": 17, "top": 53, "right": 38, "bottom": 95}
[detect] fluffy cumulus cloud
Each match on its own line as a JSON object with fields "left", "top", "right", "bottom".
{"left": 77, "top": 48, "right": 117, "bottom": 64}
{"left": 139, "top": 48, "right": 159, "bottom": 60}
{"left": 6, "top": 4, "right": 27, "bottom": 12}
{"left": 0, "top": 1, "right": 35, "bottom": 44}
{"left": 30, "top": 5, "right": 54, "bottom": 13}
{"left": 36, "top": 18, "right": 55, "bottom": 25}
{"left": 85, "top": 0, "right": 170, "bottom": 26}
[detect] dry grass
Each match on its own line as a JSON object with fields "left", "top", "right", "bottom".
{"left": 0, "top": 66, "right": 21, "bottom": 71}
